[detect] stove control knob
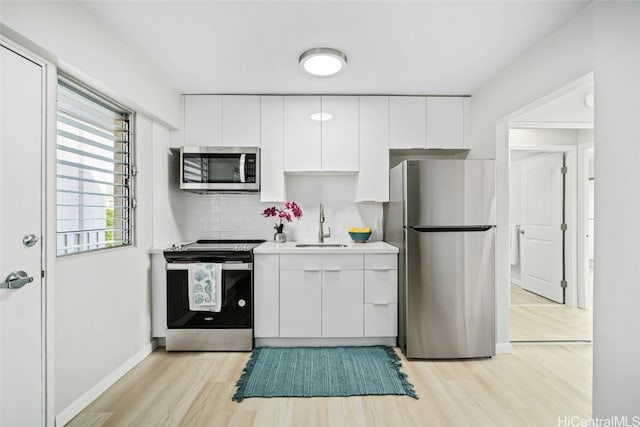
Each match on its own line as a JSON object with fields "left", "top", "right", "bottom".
{"left": 238, "top": 299, "right": 246, "bottom": 308}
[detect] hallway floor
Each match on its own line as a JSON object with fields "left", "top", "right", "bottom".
{"left": 510, "top": 284, "right": 593, "bottom": 342}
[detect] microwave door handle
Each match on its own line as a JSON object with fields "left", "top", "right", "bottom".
{"left": 239, "top": 154, "right": 246, "bottom": 183}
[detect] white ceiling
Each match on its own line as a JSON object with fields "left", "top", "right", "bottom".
{"left": 79, "top": 0, "right": 589, "bottom": 95}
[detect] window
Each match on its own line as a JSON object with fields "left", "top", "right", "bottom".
{"left": 56, "top": 75, "right": 135, "bottom": 256}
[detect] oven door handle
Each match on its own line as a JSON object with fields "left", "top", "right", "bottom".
{"left": 167, "top": 263, "right": 252, "bottom": 271}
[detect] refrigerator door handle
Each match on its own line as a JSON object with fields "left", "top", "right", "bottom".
{"left": 408, "top": 225, "right": 495, "bottom": 233}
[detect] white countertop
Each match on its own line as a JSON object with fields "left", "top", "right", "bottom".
{"left": 254, "top": 241, "right": 399, "bottom": 254}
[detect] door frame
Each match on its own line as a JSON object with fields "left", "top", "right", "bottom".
{"left": 1, "top": 35, "right": 57, "bottom": 427}
{"left": 577, "top": 142, "right": 595, "bottom": 309}
{"left": 509, "top": 144, "right": 578, "bottom": 307}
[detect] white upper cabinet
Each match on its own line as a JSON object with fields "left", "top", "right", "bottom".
{"left": 184, "top": 95, "right": 222, "bottom": 146}
{"left": 283, "top": 96, "right": 322, "bottom": 171}
{"left": 389, "top": 96, "right": 470, "bottom": 150}
{"left": 260, "top": 96, "right": 286, "bottom": 202}
{"left": 321, "top": 96, "right": 359, "bottom": 172}
{"left": 183, "top": 95, "right": 260, "bottom": 147}
{"left": 426, "top": 96, "right": 467, "bottom": 149}
{"left": 222, "top": 95, "right": 260, "bottom": 147}
{"left": 356, "top": 96, "right": 390, "bottom": 202}
{"left": 283, "top": 96, "right": 359, "bottom": 172}
{"left": 389, "top": 96, "right": 426, "bottom": 149}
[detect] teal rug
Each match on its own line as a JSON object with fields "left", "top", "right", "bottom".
{"left": 232, "top": 346, "right": 418, "bottom": 402}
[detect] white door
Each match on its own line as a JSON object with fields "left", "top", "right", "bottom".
{"left": 0, "top": 44, "right": 44, "bottom": 426}
{"left": 520, "top": 152, "right": 564, "bottom": 303}
{"left": 322, "top": 270, "right": 363, "bottom": 337}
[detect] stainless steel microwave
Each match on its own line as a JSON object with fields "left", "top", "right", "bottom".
{"left": 179, "top": 146, "right": 260, "bottom": 192}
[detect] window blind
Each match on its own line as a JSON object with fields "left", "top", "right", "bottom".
{"left": 56, "top": 76, "right": 135, "bottom": 256}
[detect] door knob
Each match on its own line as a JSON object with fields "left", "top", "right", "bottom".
{"left": 519, "top": 229, "right": 525, "bottom": 235}
{"left": 23, "top": 234, "right": 39, "bottom": 247}
{"left": 1, "top": 271, "right": 34, "bottom": 289}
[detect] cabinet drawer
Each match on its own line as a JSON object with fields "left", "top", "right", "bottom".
{"left": 364, "top": 270, "right": 397, "bottom": 304}
{"left": 364, "top": 303, "right": 398, "bottom": 337}
{"left": 364, "top": 254, "right": 397, "bottom": 270}
{"left": 321, "top": 254, "right": 363, "bottom": 270}
{"left": 280, "top": 254, "right": 322, "bottom": 271}
{"left": 280, "top": 254, "right": 363, "bottom": 270}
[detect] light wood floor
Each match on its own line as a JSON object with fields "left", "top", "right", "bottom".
{"left": 69, "top": 344, "right": 591, "bottom": 427}
{"left": 510, "top": 285, "right": 593, "bottom": 342}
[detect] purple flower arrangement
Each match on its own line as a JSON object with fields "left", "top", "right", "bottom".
{"left": 262, "top": 201, "right": 303, "bottom": 233}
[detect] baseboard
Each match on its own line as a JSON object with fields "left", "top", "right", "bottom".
{"left": 255, "top": 337, "right": 397, "bottom": 347}
{"left": 55, "top": 340, "right": 157, "bottom": 426}
{"left": 511, "top": 278, "right": 521, "bottom": 286}
{"left": 496, "top": 342, "right": 512, "bottom": 354}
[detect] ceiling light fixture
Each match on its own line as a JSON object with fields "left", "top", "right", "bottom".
{"left": 585, "top": 91, "right": 594, "bottom": 109}
{"left": 310, "top": 112, "right": 333, "bottom": 122}
{"left": 299, "top": 47, "right": 347, "bottom": 77}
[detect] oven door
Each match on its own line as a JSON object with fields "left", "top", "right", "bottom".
{"left": 166, "top": 263, "right": 252, "bottom": 329}
{"left": 180, "top": 147, "right": 259, "bottom": 191}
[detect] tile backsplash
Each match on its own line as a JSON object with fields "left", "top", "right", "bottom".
{"left": 179, "top": 175, "right": 383, "bottom": 243}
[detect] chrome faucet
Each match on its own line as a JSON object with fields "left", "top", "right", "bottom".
{"left": 318, "top": 203, "right": 331, "bottom": 243}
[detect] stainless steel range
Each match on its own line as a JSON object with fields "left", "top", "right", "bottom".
{"left": 163, "top": 239, "right": 264, "bottom": 351}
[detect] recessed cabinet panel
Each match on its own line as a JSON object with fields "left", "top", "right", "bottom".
{"left": 322, "top": 270, "right": 364, "bottom": 337}
{"left": 389, "top": 96, "right": 426, "bottom": 149}
{"left": 184, "top": 95, "right": 222, "bottom": 146}
{"left": 356, "top": 96, "right": 390, "bottom": 202}
{"left": 321, "top": 96, "right": 359, "bottom": 172}
{"left": 279, "top": 270, "right": 322, "bottom": 337}
{"left": 260, "top": 96, "right": 285, "bottom": 202}
{"left": 426, "top": 97, "right": 465, "bottom": 149}
{"left": 223, "top": 95, "right": 260, "bottom": 147}
{"left": 283, "top": 96, "right": 322, "bottom": 171}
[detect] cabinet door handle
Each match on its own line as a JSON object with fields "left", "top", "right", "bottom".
{"left": 324, "top": 268, "right": 340, "bottom": 272}
{"left": 371, "top": 268, "right": 392, "bottom": 272}
{"left": 303, "top": 268, "right": 320, "bottom": 272}
{"left": 372, "top": 301, "right": 390, "bottom": 306}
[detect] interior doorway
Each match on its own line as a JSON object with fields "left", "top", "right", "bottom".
{"left": 506, "top": 78, "right": 594, "bottom": 343}
{"left": 509, "top": 145, "right": 593, "bottom": 342}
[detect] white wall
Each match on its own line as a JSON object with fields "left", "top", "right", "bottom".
{"left": 54, "top": 115, "right": 156, "bottom": 414}
{"left": 0, "top": 1, "right": 181, "bottom": 128}
{"left": 470, "top": 4, "right": 594, "bottom": 159}
{"left": 470, "top": 5, "right": 594, "bottom": 350}
{"left": 509, "top": 128, "right": 578, "bottom": 147}
{"left": 593, "top": 1, "right": 640, "bottom": 417}
{"left": 179, "top": 176, "right": 383, "bottom": 244}
{"left": 151, "top": 124, "right": 184, "bottom": 248}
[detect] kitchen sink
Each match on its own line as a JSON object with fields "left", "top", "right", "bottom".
{"left": 295, "top": 243, "right": 348, "bottom": 248}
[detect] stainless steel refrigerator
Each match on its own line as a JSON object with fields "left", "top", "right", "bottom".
{"left": 385, "top": 160, "right": 496, "bottom": 359}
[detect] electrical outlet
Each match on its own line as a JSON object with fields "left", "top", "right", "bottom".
{"left": 375, "top": 218, "right": 383, "bottom": 230}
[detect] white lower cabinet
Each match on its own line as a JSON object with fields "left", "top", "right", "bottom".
{"left": 254, "top": 254, "right": 280, "bottom": 337}
{"left": 363, "top": 255, "right": 398, "bottom": 337}
{"left": 364, "top": 304, "right": 398, "bottom": 337}
{"left": 322, "top": 270, "right": 363, "bottom": 337}
{"left": 255, "top": 253, "right": 397, "bottom": 340}
{"left": 279, "top": 270, "right": 322, "bottom": 337}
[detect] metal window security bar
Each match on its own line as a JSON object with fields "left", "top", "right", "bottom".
{"left": 56, "top": 74, "right": 136, "bottom": 256}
